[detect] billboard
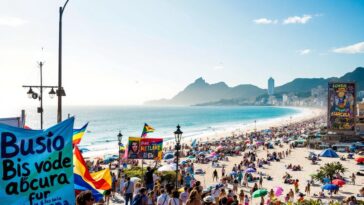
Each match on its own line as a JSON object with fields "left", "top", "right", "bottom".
{"left": 328, "top": 82, "right": 356, "bottom": 131}
{"left": 0, "top": 118, "right": 75, "bottom": 205}
{"left": 128, "top": 137, "right": 163, "bottom": 160}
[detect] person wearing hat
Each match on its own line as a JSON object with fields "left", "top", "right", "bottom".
{"left": 203, "top": 196, "right": 214, "bottom": 205}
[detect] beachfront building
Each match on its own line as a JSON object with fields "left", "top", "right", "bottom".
{"left": 358, "top": 90, "right": 364, "bottom": 102}
{"left": 268, "top": 77, "right": 274, "bottom": 95}
{"left": 282, "top": 94, "right": 289, "bottom": 105}
{"left": 356, "top": 102, "right": 364, "bottom": 136}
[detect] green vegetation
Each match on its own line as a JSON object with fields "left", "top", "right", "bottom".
{"left": 123, "top": 167, "right": 177, "bottom": 183}
{"left": 311, "top": 162, "right": 347, "bottom": 182}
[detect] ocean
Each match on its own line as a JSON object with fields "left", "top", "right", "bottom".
{"left": 24, "top": 106, "right": 300, "bottom": 156}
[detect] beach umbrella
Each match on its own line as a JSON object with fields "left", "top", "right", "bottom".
{"left": 130, "top": 177, "right": 141, "bottom": 182}
{"left": 158, "top": 165, "right": 175, "bottom": 172}
{"left": 230, "top": 171, "right": 237, "bottom": 176}
{"left": 79, "top": 148, "right": 90, "bottom": 153}
{"left": 332, "top": 179, "right": 345, "bottom": 187}
{"left": 187, "top": 155, "right": 195, "bottom": 159}
{"left": 217, "top": 145, "right": 224, "bottom": 151}
{"left": 252, "top": 189, "right": 268, "bottom": 198}
{"left": 245, "top": 168, "right": 256, "bottom": 173}
{"left": 198, "top": 151, "right": 206, "bottom": 156}
{"left": 355, "top": 157, "right": 364, "bottom": 163}
{"left": 322, "top": 184, "right": 339, "bottom": 191}
{"left": 163, "top": 153, "right": 174, "bottom": 160}
{"left": 273, "top": 186, "right": 284, "bottom": 196}
{"left": 210, "top": 152, "right": 217, "bottom": 157}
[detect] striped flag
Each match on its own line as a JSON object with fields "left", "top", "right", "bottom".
{"left": 141, "top": 123, "right": 155, "bottom": 137}
{"left": 73, "top": 146, "right": 112, "bottom": 202}
{"left": 73, "top": 123, "right": 88, "bottom": 145}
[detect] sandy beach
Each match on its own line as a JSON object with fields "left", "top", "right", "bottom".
{"left": 103, "top": 107, "right": 362, "bottom": 204}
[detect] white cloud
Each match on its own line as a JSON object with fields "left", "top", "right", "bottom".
{"left": 253, "top": 18, "right": 278, "bottom": 25}
{"left": 283, "top": 15, "right": 312, "bottom": 24}
{"left": 0, "top": 17, "right": 26, "bottom": 27}
{"left": 332, "top": 41, "right": 364, "bottom": 54}
{"left": 298, "top": 49, "right": 311, "bottom": 55}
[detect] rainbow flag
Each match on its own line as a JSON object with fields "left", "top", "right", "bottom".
{"left": 73, "top": 146, "right": 112, "bottom": 202}
{"left": 141, "top": 123, "right": 155, "bottom": 137}
{"left": 73, "top": 123, "right": 88, "bottom": 145}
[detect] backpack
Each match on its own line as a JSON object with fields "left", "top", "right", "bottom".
{"left": 132, "top": 194, "right": 142, "bottom": 205}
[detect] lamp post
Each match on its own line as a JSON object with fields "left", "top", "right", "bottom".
{"left": 174, "top": 125, "right": 183, "bottom": 189}
{"left": 117, "top": 131, "right": 123, "bottom": 173}
{"left": 23, "top": 62, "right": 57, "bottom": 129}
{"left": 57, "top": 0, "right": 70, "bottom": 123}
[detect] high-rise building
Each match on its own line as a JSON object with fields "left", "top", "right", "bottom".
{"left": 268, "top": 77, "right": 274, "bottom": 95}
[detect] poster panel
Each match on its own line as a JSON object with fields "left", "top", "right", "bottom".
{"left": 128, "top": 137, "right": 163, "bottom": 160}
{"left": 0, "top": 117, "right": 75, "bottom": 205}
{"left": 328, "top": 82, "right": 356, "bottom": 131}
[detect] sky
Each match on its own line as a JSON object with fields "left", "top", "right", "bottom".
{"left": 1, "top": 0, "right": 364, "bottom": 116}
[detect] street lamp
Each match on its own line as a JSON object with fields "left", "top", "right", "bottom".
{"left": 57, "top": 0, "right": 70, "bottom": 123}
{"left": 117, "top": 131, "right": 123, "bottom": 172}
{"left": 23, "top": 62, "right": 58, "bottom": 129}
{"left": 174, "top": 124, "right": 183, "bottom": 189}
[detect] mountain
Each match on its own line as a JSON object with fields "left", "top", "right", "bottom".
{"left": 145, "top": 67, "right": 364, "bottom": 106}
{"left": 145, "top": 77, "right": 265, "bottom": 105}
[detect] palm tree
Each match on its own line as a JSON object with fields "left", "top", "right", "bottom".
{"left": 312, "top": 162, "right": 347, "bottom": 182}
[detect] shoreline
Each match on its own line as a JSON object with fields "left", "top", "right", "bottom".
{"left": 82, "top": 106, "right": 325, "bottom": 158}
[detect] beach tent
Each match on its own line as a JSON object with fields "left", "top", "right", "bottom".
{"left": 163, "top": 153, "right": 174, "bottom": 160}
{"left": 320, "top": 148, "right": 339, "bottom": 158}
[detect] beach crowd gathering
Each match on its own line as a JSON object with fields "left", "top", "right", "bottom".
{"left": 76, "top": 113, "right": 364, "bottom": 205}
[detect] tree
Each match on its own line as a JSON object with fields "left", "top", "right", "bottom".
{"left": 312, "top": 162, "right": 347, "bottom": 182}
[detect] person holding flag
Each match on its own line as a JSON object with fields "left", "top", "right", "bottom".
{"left": 141, "top": 123, "right": 155, "bottom": 137}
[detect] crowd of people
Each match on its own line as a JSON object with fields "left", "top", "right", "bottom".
{"left": 76, "top": 116, "right": 363, "bottom": 205}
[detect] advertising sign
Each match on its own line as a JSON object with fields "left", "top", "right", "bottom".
{"left": 328, "top": 82, "right": 356, "bottom": 131}
{"left": 128, "top": 137, "right": 163, "bottom": 160}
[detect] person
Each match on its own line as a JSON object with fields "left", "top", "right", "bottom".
{"left": 222, "top": 166, "right": 225, "bottom": 177}
{"left": 233, "top": 179, "right": 239, "bottom": 193}
{"left": 168, "top": 191, "right": 182, "bottom": 205}
{"left": 238, "top": 190, "right": 244, "bottom": 204}
{"left": 186, "top": 190, "right": 202, "bottom": 205}
{"left": 230, "top": 195, "right": 239, "bottom": 205}
{"left": 124, "top": 177, "right": 135, "bottom": 205}
{"left": 147, "top": 191, "right": 155, "bottom": 205}
{"left": 305, "top": 183, "right": 311, "bottom": 196}
{"left": 243, "top": 195, "right": 249, "bottom": 205}
{"left": 133, "top": 187, "right": 148, "bottom": 205}
{"left": 180, "top": 187, "right": 189, "bottom": 205}
{"left": 211, "top": 185, "right": 220, "bottom": 205}
{"left": 213, "top": 169, "right": 218, "bottom": 181}
{"left": 351, "top": 173, "right": 356, "bottom": 185}
{"left": 185, "top": 173, "right": 192, "bottom": 188}
{"left": 203, "top": 195, "right": 214, "bottom": 205}
{"left": 293, "top": 179, "right": 299, "bottom": 193}
{"left": 259, "top": 175, "right": 263, "bottom": 188}
{"left": 76, "top": 190, "right": 95, "bottom": 205}
{"left": 129, "top": 141, "right": 141, "bottom": 159}
{"left": 111, "top": 172, "right": 117, "bottom": 199}
{"left": 157, "top": 189, "right": 170, "bottom": 205}
{"left": 145, "top": 164, "right": 157, "bottom": 190}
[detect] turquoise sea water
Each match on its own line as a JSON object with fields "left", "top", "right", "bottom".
{"left": 25, "top": 106, "right": 299, "bottom": 151}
